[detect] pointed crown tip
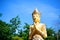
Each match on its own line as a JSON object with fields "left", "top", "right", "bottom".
{"left": 32, "top": 8, "right": 40, "bottom": 15}
{"left": 34, "top": 8, "right": 38, "bottom": 12}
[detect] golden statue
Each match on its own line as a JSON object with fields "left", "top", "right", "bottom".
{"left": 29, "top": 8, "right": 47, "bottom": 40}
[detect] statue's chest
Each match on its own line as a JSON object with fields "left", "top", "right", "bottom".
{"left": 35, "top": 24, "right": 42, "bottom": 29}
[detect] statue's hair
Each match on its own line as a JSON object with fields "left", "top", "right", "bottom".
{"left": 32, "top": 12, "right": 40, "bottom": 16}
{"left": 32, "top": 12, "right": 40, "bottom": 17}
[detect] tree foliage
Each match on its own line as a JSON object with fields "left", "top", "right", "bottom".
{"left": 0, "top": 16, "right": 21, "bottom": 40}
{"left": 19, "top": 23, "right": 29, "bottom": 40}
{"left": 10, "top": 16, "right": 21, "bottom": 34}
{"left": 0, "top": 20, "right": 11, "bottom": 40}
{"left": 45, "top": 28, "right": 57, "bottom": 40}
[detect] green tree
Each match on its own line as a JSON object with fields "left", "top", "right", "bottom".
{"left": 19, "top": 23, "right": 29, "bottom": 40}
{"left": 45, "top": 28, "right": 56, "bottom": 40}
{"left": 0, "top": 20, "right": 11, "bottom": 40}
{"left": 23, "top": 23, "right": 29, "bottom": 40}
{"left": 0, "top": 16, "right": 21, "bottom": 40}
{"left": 19, "top": 29, "right": 23, "bottom": 37}
{"left": 56, "top": 30, "right": 60, "bottom": 40}
{"left": 58, "top": 30, "right": 60, "bottom": 39}
{"left": 47, "top": 28, "right": 55, "bottom": 36}
{"left": 10, "top": 16, "right": 21, "bottom": 34}
{"left": 12, "top": 36, "right": 23, "bottom": 40}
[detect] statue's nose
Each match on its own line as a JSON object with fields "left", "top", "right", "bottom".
{"left": 34, "top": 18, "right": 37, "bottom": 20}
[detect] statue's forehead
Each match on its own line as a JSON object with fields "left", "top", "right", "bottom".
{"left": 33, "top": 13, "right": 39, "bottom": 15}
{"left": 33, "top": 14, "right": 40, "bottom": 17}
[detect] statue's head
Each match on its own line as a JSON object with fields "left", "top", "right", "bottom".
{"left": 32, "top": 8, "right": 40, "bottom": 23}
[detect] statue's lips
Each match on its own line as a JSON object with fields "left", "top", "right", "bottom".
{"left": 34, "top": 19, "right": 39, "bottom": 21}
{"left": 34, "top": 19, "right": 39, "bottom": 22}
{"left": 34, "top": 18, "right": 37, "bottom": 20}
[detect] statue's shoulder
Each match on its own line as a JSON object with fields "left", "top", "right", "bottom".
{"left": 39, "top": 23, "right": 46, "bottom": 26}
{"left": 30, "top": 24, "right": 34, "bottom": 28}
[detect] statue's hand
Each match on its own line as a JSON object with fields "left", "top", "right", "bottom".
{"left": 34, "top": 24, "right": 44, "bottom": 36}
{"left": 34, "top": 24, "right": 41, "bottom": 31}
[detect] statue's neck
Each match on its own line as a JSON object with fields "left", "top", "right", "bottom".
{"left": 34, "top": 22, "right": 40, "bottom": 24}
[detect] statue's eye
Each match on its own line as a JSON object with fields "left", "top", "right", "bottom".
{"left": 33, "top": 15, "right": 36, "bottom": 17}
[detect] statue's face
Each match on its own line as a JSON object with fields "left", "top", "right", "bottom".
{"left": 33, "top": 14, "right": 40, "bottom": 23}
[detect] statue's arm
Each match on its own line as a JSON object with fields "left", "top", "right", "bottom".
{"left": 29, "top": 25, "right": 35, "bottom": 40}
{"left": 42, "top": 24, "right": 47, "bottom": 38}
{"left": 29, "top": 26, "right": 32, "bottom": 40}
{"left": 35, "top": 24, "right": 47, "bottom": 38}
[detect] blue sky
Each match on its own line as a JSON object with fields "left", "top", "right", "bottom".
{"left": 0, "top": 0, "right": 60, "bottom": 31}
